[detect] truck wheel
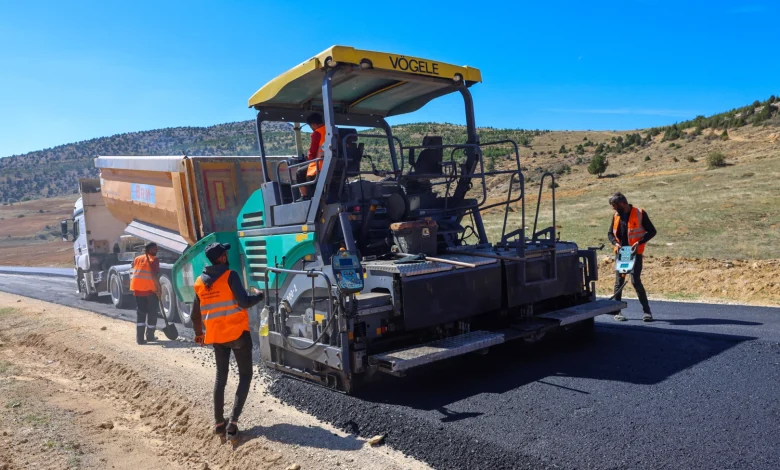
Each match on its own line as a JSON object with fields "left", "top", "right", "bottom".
{"left": 109, "top": 273, "right": 131, "bottom": 309}
{"left": 158, "top": 276, "right": 178, "bottom": 323}
{"left": 177, "top": 299, "right": 193, "bottom": 328}
{"left": 78, "top": 271, "right": 97, "bottom": 301}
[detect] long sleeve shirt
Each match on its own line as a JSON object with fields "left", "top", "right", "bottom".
{"left": 607, "top": 206, "right": 657, "bottom": 247}
{"left": 191, "top": 267, "right": 263, "bottom": 337}
{"left": 307, "top": 127, "right": 324, "bottom": 160}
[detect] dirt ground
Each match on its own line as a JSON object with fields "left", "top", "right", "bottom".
{"left": 0, "top": 196, "right": 74, "bottom": 267}
{"left": 0, "top": 294, "right": 428, "bottom": 470}
{"left": 597, "top": 255, "right": 780, "bottom": 307}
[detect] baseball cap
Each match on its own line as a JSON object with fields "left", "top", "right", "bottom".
{"left": 205, "top": 242, "right": 231, "bottom": 262}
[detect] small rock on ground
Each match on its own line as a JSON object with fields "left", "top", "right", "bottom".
{"left": 286, "top": 465, "right": 301, "bottom": 470}
{"left": 368, "top": 435, "right": 385, "bottom": 446}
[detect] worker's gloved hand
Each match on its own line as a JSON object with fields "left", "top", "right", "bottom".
{"left": 194, "top": 335, "right": 205, "bottom": 346}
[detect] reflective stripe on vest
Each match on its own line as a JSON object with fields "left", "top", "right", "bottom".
{"left": 306, "top": 127, "right": 327, "bottom": 177}
{"left": 194, "top": 270, "right": 249, "bottom": 345}
{"left": 130, "top": 255, "right": 157, "bottom": 292}
{"left": 612, "top": 207, "right": 647, "bottom": 255}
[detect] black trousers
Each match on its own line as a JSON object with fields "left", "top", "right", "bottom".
{"left": 213, "top": 330, "right": 253, "bottom": 423}
{"left": 295, "top": 167, "right": 315, "bottom": 198}
{"left": 135, "top": 295, "right": 159, "bottom": 337}
{"left": 614, "top": 254, "right": 651, "bottom": 313}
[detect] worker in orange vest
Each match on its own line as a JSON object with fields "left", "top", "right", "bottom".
{"left": 192, "top": 242, "right": 263, "bottom": 441}
{"left": 295, "top": 112, "right": 327, "bottom": 201}
{"left": 130, "top": 242, "right": 161, "bottom": 344}
{"left": 607, "top": 192, "right": 657, "bottom": 322}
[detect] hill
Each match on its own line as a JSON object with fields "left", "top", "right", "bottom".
{"left": 3, "top": 95, "right": 778, "bottom": 204}
{"left": 0, "top": 120, "right": 543, "bottom": 203}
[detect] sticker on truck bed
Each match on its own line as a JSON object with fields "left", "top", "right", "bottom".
{"left": 131, "top": 183, "right": 156, "bottom": 204}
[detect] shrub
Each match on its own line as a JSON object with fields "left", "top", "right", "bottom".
{"left": 644, "top": 156, "right": 651, "bottom": 161}
{"left": 574, "top": 157, "right": 584, "bottom": 165}
{"left": 673, "top": 157, "right": 679, "bottom": 162}
{"left": 551, "top": 163, "right": 571, "bottom": 175}
{"left": 686, "top": 156, "right": 697, "bottom": 163}
{"left": 707, "top": 152, "right": 727, "bottom": 168}
{"left": 721, "top": 130, "right": 729, "bottom": 140}
{"left": 587, "top": 153, "right": 608, "bottom": 177}
{"left": 668, "top": 143, "right": 676, "bottom": 148}
{"left": 559, "top": 145, "right": 567, "bottom": 154}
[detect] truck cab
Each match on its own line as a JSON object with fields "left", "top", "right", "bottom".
{"left": 63, "top": 178, "right": 182, "bottom": 323}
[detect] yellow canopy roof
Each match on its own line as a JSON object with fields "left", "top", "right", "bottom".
{"left": 248, "top": 46, "right": 481, "bottom": 117}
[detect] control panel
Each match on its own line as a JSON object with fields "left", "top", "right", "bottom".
{"left": 331, "top": 250, "right": 364, "bottom": 294}
{"left": 616, "top": 246, "right": 636, "bottom": 274}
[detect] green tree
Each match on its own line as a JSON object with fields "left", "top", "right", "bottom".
{"left": 588, "top": 154, "right": 608, "bottom": 178}
{"left": 721, "top": 130, "right": 729, "bottom": 140}
{"left": 559, "top": 144, "right": 567, "bottom": 154}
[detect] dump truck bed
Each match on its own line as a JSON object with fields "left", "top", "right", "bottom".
{"left": 95, "top": 156, "right": 270, "bottom": 252}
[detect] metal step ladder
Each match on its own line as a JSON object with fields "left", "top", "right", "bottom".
{"left": 368, "top": 300, "right": 625, "bottom": 375}
{"left": 536, "top": 299, "right": 625, "bottom": 325}
{"left": 369, "top": 331, "right": 505, "bottom": 375}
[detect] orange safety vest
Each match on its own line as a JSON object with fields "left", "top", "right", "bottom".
{"left": 130, "top": 254, "right": 157, "bottom": 293}
{"left": 193, "top": 271, "right": 249, "bottom": 345}
{"left": 306, "top": 126, "right": 327, "bottom": 177}
{"left": 612, "top": 207, "right": 647, "bottom": 255}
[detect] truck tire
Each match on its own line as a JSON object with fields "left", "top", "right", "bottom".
{"left": 78, "top": 270, "right": 98, "bottom": 301}
{"left": 158, "top": 275, "right": 178, "bottom": 323}
{"left": 177, "top": 299, "right": 193, "bottom": 328}
{"left": 109, "top": 272, "right": 131, "bottom": 309}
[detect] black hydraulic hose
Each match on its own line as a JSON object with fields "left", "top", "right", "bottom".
{"left": 609, "top": 273, "right": 632, "bottom": 300}
{"left": 284, "top": 316, "right": 334, "bottom": 351}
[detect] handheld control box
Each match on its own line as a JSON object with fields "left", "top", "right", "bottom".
{"left": 616, "top": 246, "right": 636, "bottom": 274}
{"left": 332, "top": 250, "right": 364, "bottom": 294}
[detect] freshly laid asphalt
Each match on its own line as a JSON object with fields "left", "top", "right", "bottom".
{"left": 1, "top": 268, "right": 778, "bottom": 469}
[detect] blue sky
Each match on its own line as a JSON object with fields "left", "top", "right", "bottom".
{"left": 1, "top": 0, "right": 777, "bottom": 157}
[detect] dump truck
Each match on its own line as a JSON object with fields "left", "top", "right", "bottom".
{"left": 64, "top": 157, "right": 266, "bottom": 327}
{"left": 93, "top": 46, "right": 625, "bottom": 393}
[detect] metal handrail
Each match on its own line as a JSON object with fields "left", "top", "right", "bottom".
{"left": 533, "top": 172, "right": 556, "bottom": 242}
{"left": 263, "top": 266, "right": 335, "bottom": 342}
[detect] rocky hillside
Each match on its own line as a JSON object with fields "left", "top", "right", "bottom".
{"left": 0, "top": 121, "right": 542, "bottom": 204}
{"left": 0, "top": 121, "right": 291, "bottom": 203}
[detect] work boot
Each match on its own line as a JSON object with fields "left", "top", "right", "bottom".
{"left": 643, "top": 313, "right": 653, "bottom": 322}
{"left": 136, "top": 326, "right": 147, "bottom": 345}
{"left": 145, "top": 329, "right": 157, "bottom": 342}
{"left": 214, "top": 418, "right": 227, "bottom": 436}
{"left": 614, "top": 313, "right": 627, "bottom": 322}
{"left": 226, "top": 421, "right": 239, "bottom": 442}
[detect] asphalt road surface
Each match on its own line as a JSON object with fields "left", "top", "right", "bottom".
{"left": 1, "top": 269, "right": 778, "bottom": 469}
